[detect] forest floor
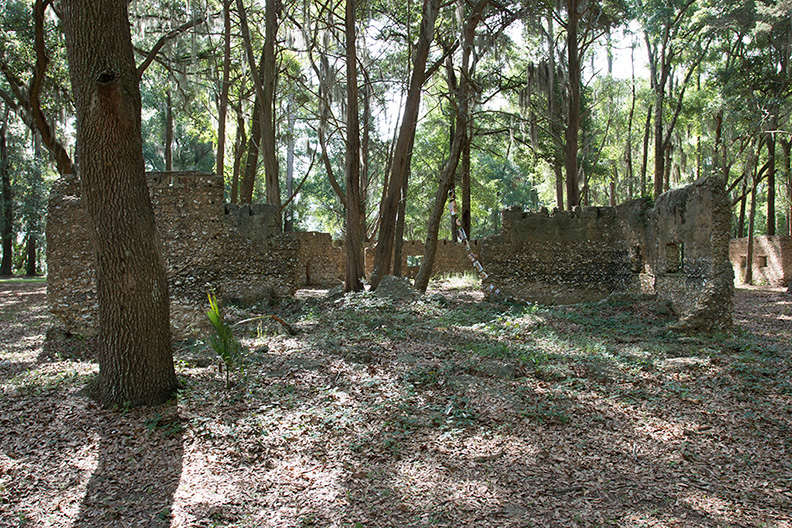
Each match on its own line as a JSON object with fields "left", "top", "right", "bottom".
{"left": 1, "top": 275, "right": 791, "bottom": 528}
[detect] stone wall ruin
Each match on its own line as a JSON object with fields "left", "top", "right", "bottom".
{"left": 729, "top": 235, "right": 792, "bottom": 287}
{"left": 47, "top": 171, "right": 300, "bottom": 337}
{"left": 48, "top": 172, "right": 734, "bottom": 336}
{"left": 481, "top": 178, "right": 734, "bottom": 332}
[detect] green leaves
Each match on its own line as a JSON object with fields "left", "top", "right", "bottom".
{"left": 206, "top": 292, "right": 244, "bottom": 388}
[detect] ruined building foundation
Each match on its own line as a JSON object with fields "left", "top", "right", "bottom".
{"left": 481, "top": 178, "right": 734, "bottom": 332}
{"left": 47, "top": 172, "right": 300, "bottom": 337}
{"left": 48, "top": 174, "right": 734, "bottom": 337}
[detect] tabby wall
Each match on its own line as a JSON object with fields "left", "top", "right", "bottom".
{"left": 481, "top": 178, "right": 733, "bottom": 332}
{"left": 729, "top": 236, "right": 792, "bottom": 287}
{"left": 289, "top": 235, "right": 482, "bottom": 287}
{"left": 47, "top": 171, "right": 300, "bottom": 337}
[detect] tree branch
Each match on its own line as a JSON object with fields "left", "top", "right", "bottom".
{"left": 136, "top": 15, "right": 208, "bottom": 78}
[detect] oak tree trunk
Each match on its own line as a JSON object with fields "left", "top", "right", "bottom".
{"left": 62, "top": 0, "right": 178, "bottom": 407}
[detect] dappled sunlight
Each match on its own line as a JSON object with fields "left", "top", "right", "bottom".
{"left": 3, "top": 279, "right": 791, "bottom": 526}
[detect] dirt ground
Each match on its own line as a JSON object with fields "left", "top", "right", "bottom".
{"left": 1, "top": 278, "right": 790, "bottom": 528}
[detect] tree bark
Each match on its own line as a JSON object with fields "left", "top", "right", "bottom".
{"left": 284, "top": 94, "right": 295, "bottom": 232}
{"left": 343, "top": 0, "right": 365, "bottom": 292}
{"left": 767, "top": 128, "right": 776, "bottom": 236}
{"left": 414, "top": 0, "right": 487, "bottom": 293}
{"left": 461, "top": 120, "right": 471, "bottom": 238}
{"left": 641, "top": 105, "right": 651, "bottom": 196}
{"left": 231, "top": 107, "right": 246, "bottom": 204}
{"left": 781, "top": 138, "right": 791, "bottom": 236}
{"left": 0, "top": 104, "right": 11, "bottom": 276}
{"left": 262, "top": 0, "right": 281, "bottom": 212}
{"left": 62, "top": 0, "right": 178, "bottom": 407}
{"left": 241, "top": 48, "right": 265, "bottom": 205}
{"left": 165, "top": 89, "right": 173, "bottom": 171}
{"left": 216, "top": 0, "right": 232, "bottom": 179}
{"left": 745, "top": 171, "right": 758, "bottom": 284}
{"left": 392, "top": 161, "right": 411, "bottom": 277}
{"left": 564, "top": 0, "right": 581, "bottom": 208}
{"left": 369, "top": 0, "right": 440, "bottom": 290}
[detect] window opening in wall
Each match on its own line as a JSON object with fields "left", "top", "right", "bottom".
{"left": 740, "top": 256, "right": 747, "bottom": 268}
{"left": 407, "top": 255, "right": 422, "bottom": 267}
{"left": 666, "top": 242, "right": 684, "bottom": 273}
{"left": 758, "top": 255, "right": 768, "bottom": 268}
{"left": 630, "top": 245, "right": 644, "bottom": 273}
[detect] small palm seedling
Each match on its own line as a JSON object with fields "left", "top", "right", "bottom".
{"left": 206, "top": 293, "right": 244, "bottom": 388}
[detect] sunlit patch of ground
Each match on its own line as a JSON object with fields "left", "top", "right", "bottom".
{"left": 1, "top": 279, "right": 791, "bottom": 527}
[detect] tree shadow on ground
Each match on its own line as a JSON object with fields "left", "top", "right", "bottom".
{"left": 72, "top": 407, "right": 184, "bottom": 528}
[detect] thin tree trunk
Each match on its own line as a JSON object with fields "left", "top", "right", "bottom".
{"left": 343, "top": 0, "right": 364, "bottom": 292}
{"left": 414, "top": 127, "right": 464, "bottom": 292}
{"left": 414, "top": 0, "right": 487, "bottom": 292}
{"left": 641, "top": 105, "right": 651, "bottom": 196}
{"left": 393, "top": 161, "right": 411, "bottom": 277}
{"left": 240, "top": 94, "right": 262, "bottom": 204}
{"left": 369, "top": 0, "right": 440, "bottom": 290}
{"left": 610, "top": 162, "right": 618, "bottom": 207}
{"left": 781, "top": 138, "right": 791, "bottom": 235}
{"left": 262, "top": 0, "right": 281, "bottom": 211}
{"left": 745, "top": 171, "right": 758, "bottom": 284}
{"left": 565, "top": 0, "right": 581, "bottom": 208}
{"left": 165, "top": 89, "right": 173, "bottom": 171}
{"left": 461, "top": 120, "right": 471, "bottom": 238}
{"left": 62, "top": 0, "right": 178, "bottom": 407}
{"left": 0, "top": 104, "right": 11, "bottom": 276}
{"left": 767, "top": 127, "right": 776, "bottom": 236}
{"left": 25, "top": 133, "right": 42, "bottom": 276}
{"left": 554, "top": 163, "right": 564, "bottom": 209}
{"left": 284, "top": 94, "right": 295, "bottom": 232}
{"left": 216, "top": 0, "right": 231, "bottom": 178}
{"left": 231, "top": 107, "right": 246, "bottom": 204}
{"left": 737, "top": 175, "right": 748, "bottom": 238}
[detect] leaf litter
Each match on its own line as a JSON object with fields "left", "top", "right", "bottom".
{"left": 0, "top": 278, "right": 790, "bottom": 527}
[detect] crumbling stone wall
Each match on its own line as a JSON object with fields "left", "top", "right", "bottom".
{"left": 363, "top": 239, "right": 482, "bottom": 279}
{"left": 730, "top": 236, "right": 792, "bottom": 287}
{"left": 47, "top": 171, "right": 300, "bottom": 337}
{"left": 481, "top": 178, "right": 733, "bottom": 332}
{"left": 294, "top": 231, "right": 344, "bottom": 286}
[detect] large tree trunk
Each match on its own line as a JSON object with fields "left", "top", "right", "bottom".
{"left": 0, "top": 104, "right": 12, "bottom": 276}
{"left": 343, "top": 0, "right": 365, "bottom": 292}
{"left": 369, "top": 0, "right": 440, "bottom": 290}
{"left": 62, "top": 0, "right": 178, "bottom": 407}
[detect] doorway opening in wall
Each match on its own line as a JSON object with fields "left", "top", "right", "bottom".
{"left": 666, "top": 242, "right": 684, "bottom": 273}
